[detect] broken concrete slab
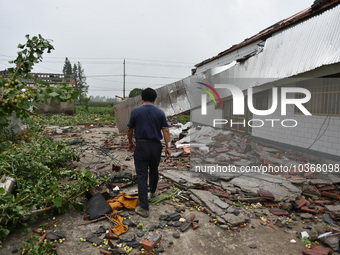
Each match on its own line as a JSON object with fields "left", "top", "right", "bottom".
{"left": 229, "top": 175, "right": 301, "bottom": 201}
{"left": 322, "top": 235, "right": 339, "bottom": 250}
{"left": 189, "top": 189, "right": 226, "bottom": 215}
{"left": 213, "top": 198, "right": 229, "bottom": 209}
{"left": 289, "top": 178, "right": 307, "bottom": 185}
{"left": 310, "top": 179, "right": 333, "bottom": 186}
{"left": 161, "top": 170, "right": 205, "bottom": 190}
{"left": 221, "top": 213, "right": 249, "bottom": 227}
{"left": 325, "top": 204, "right": 340, "bottom": 216}
{"left": 328, "top": 175, "right": 340, "bottom": 184}
{"left": 220, "top": 181, "right": 237, "bottom": 194}
{"left": 171, "top": 151, "right": 184, "bottom": 158}
{"left": 300, "top": 213, "right": 313, "bottom": 219}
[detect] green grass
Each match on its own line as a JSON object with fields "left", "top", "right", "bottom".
{"left": 34, "top": 102, "right": 190, "bottom": 127}
{"left": 36, "top": 104, "right": 116, "bottom": 126}
{"left": 171, "top": 112, "right": 190, "bottom": 124}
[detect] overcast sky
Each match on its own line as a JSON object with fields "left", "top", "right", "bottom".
{"left": 1, "top": 0, "right": 314, "bottom": 98}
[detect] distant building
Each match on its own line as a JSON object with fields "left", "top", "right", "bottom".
{"left": 0, "top": 70, "right": 74, "bottom": 86}
{"left": 0, "top": 70, "right": 76, "bottom": 115}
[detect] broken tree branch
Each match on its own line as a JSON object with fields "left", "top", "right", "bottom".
{"left": 30, "top": 189, "right": 87, "bottom": 215}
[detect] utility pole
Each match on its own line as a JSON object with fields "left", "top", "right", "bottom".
{"left": 123, "top": 59, "right": 126, "bottom": 98}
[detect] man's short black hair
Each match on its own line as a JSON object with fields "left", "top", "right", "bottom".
{"left": 141, "top": 88, "right": 157, "bottom": 102}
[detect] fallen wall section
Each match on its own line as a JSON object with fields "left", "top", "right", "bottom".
{"left": 114, "top": 75, "right": 204, "bottom": 132}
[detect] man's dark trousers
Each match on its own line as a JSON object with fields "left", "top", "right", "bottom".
{"left": 134, "top": 140, "right": 162, "bottom": 210}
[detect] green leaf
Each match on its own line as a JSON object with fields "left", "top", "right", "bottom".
{"left": 0, "top": 187, "right": 5, "bottom": 195}
{"left": 53, "top": 197, "right": 63, "bottom": 208}
{"left": 49, "top": 92, "right": 59, "bottom": 97}
{"left": 50, "top": 184, "right": 58, "bottom": 191}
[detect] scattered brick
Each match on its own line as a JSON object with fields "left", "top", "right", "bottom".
{"left": 322, "top": 191, "right": 340, "bottom": 200}
{"left": 157, "top": 181, "right": 170, "bottom": 190}
{"left": 314, "top": 200, "right": 332, "bottom": 205}
{"left": 192, "top": 221, "right": 199, "bottom": 230}
{"left": 330, "top": 213, "right": 340, "bottom": 221}
{"left": 260, "top": 154, "right": 266, "bottom": 160}
{"left": 274, "top": 153, "right": 282, "bottom": 158}
{"left": 141, "top": 232, "right": 162, "bottom": 251}
{"left": 258, "top": 190, "right": 275, "bottom": 201}
{"left": 302, "top": 245, "right": 332, "bottom": 255}
{"left": 318, "top": 185, "right": 336, "bottom": 191}
{"left": 304, "top": 172, "right": 315, "bottom": 178}
{"left": 270, "top": 208, "right": 289, "bottom": 216}
{"left": 300, "top": 206, "right": 325, "bottom": 215}
{"left": 309, "top": 185, "right": 321, "bottom": 195}
{"left": 263, "top": 202, "right": 280, "bottom": 207}
{"left": 295, "top": 197, "right": 310, "bottom": 209}
{"left": 263, "top": 159, "right": 272, "bottom": 165}
{"left": 215, "top": 148, "right": 230, "bottom": 153}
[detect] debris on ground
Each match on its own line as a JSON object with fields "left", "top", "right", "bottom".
{"left": 2, "top": 122, "right": 340, "bottom": 255}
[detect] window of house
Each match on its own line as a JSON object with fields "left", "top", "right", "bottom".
{"left": 295, "top": 78, "right": 340, "bottom": 116}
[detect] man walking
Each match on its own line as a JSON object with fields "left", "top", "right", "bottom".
{"left": 127, "top": 88, "right": 171, "bottom": 217}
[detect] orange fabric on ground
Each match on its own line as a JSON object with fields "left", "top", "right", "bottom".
{"left": 110, "top": 214, "right": 128, "bottom": 236}
{"left": 106, "top": 193, "right": 139, "bottom": 236}
{"left": 107, "top": 192, "right": 139, "bottom": 212}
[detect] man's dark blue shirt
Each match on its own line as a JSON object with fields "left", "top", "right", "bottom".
{"left": 127, "top": 103, "right": 168, "bottom": 141}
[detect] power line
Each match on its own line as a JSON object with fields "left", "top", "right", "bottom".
{"left": 87, "top": 76, "right": 165, "bottom": 86}
{"left": 127, "top": 74, "right": 182, "bottom": 79}
{"left": 87, "top": 74, "right": 123, "bottom": 77}
{"left": 87, "top": 74, "right": 181, "bottom": 79}
{"left": 0, "top": 53, "right": 196, "bottom": 67}
{"left": 126, "top": 57, "right": 195, "bottom": 65}
{"left": 40, "top": 56, "right": 195, "bottom": 65}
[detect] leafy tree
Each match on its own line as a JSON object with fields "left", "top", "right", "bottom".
{"left": 76, "top": 62, "right": 88, "bottom": 105}
{"left": 62, "top": 57, "right": 72, "bottom": 76}
{"left": 70, "top": 62, "right": 88, "bottom": 105}
{"left": 129, "top": 88, "right": 143, "bottom": 98}
{"left": 0, "top": 34, "right": 79, "bottom": 129}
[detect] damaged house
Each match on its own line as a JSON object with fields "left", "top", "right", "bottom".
{"left": 115, "top": 0, "right": 340, "bottom": 160}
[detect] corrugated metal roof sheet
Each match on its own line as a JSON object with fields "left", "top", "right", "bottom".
{"left": 218, "top": 4, "right": 340, "bottom": 80}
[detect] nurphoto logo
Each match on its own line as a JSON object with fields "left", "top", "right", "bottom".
{"left": 197, "top": 82, "right": 312, "bottom": 128}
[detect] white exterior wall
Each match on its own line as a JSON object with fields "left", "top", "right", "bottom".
{"left": 251, "top": 89, "right": 340, "bottom": 157}
{"left": 191, "top": 103, "right": 223, "bottom": 126}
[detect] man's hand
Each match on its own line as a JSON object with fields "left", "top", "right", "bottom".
{"left": 162, "top": 127, "right": 171, "bottom": 160}
{"left": 165, "top": 147, "right": 171, "bottom": 160}
{"left": 127, "top": 128, "right": 135, "bottom": 152}
{"left": 128, "top": 142, "right": 135, "bottom": 153}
